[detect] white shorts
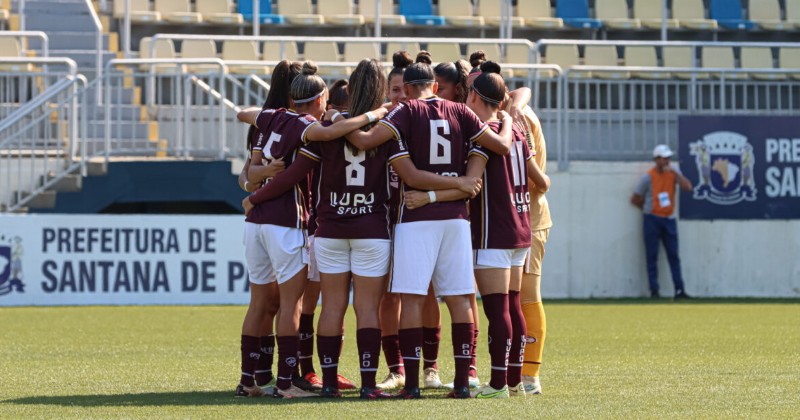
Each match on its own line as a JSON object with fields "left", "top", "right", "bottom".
{"left": 243, "top": 222, "right": 309, "bottom": 285}
{"left": 307, "top": 235, "right": 320, "bottom": 282}
{"left": 314, "top": 237, "right": 391, "bottom": 277}
{"left": 474, "top": 248, "right": 530, "bottom": 270}
{"left": 390, "top": 219, "right": 474, "bottom": 296}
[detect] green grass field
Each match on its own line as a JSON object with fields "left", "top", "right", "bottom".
{"left": 1, "top": 301, "right": 798, "bottom": 419}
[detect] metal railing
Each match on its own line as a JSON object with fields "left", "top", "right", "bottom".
{"left": 0, "top": 31, "right": 49, "bottom": 57}
{"left": 0, "top": 58, "right": 87, "bottom": 212}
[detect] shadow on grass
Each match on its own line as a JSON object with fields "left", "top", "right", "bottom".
{"left": 546, "top": 298, "right": 800, "bottom": 305}
{"left": 5, "top": 390, "right": 370, "bottom": 407}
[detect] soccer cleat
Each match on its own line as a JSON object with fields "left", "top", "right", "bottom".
{"left": 359, "top": 386, "right": 393, "bottom": 400}
{"left": 273, "top": 384, "right": 319, "bottom": 399}
{"left": 522, "top": 375, "right": 542, "bottom": 395}
{"left": 234, "top": 383, "right": 266, "bottom": 397}
{"left": 447, "top": 386, "right": 471, "bottom": 399}
{"left": 319, "top": 386, "right": 342, "bottom": 398}
{"left": 337, "top": 373, "right": 357, "bottom": 390}
{"left": 423, "top": 368, "right": 442, "bottom": 389}
{"left": 675, "top": 290, "right": 692, "bottom": 300}
{"left": 393, "top": 387, "right": 422, "bottom": 399}
{"left": 471, "top": 384, "right": 510, "bottom": 399}
{"left": 508, "top": 382, "right": 527, "bottom": 397}
{"left": 443, "top": 376, "right": 481, "bottom": 390}
{"left": 293, "top": 372, "right": 323, "bottom": 391}
{"left": 376, "top": 372, "right": 405, "bottom": 390}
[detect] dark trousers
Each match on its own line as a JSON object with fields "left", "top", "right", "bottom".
{"left": 643, "top": 214, "right": 685, "bottom": 295}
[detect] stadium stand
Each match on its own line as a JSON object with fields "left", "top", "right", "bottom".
{"left": 701, "top": 46, "right": 747, "bottom": 79}
{"left": 113, "top": 0, "right": 161, "bottom": 23}
{"left": 360, "top": 0, "right": 406, "bottom": 26}
{"left": 0, "top": 37, "right": 32, "bottom": 71}
{"left": 138, "top": 37, "right": 178, "bottom": 73}
{"left": 318, "top": 0, "right": 365, "bottom": 26}
{"left": 556, "top": 0, "right": 602, "bottom": 28}
{"left": 304, "top": 41, "right": 348, "bottom": 75}
{"left": 438, "top": 0, "right": 484, "bottom": 27}
{"left": 344, "top": 41, "right": 380, "bottom": 63}
{"left": 504, "top": 43, "right": 539, "bottom": 77}
{"left": 583, "top": 45, "right": 629, "bottom": 79}
{"left": 778, "top": 47, "right": 800, "bottom": 78}
{"left": 710, "top": 0, "right": 755, "bottom": 29}
{"left": 154, "top": 0, "right": 202, "bottom": 24}
{"left": 740, "top": 46, "right": 784, "bottom": 80}
{"left": 633, "top": 0, "right": 679, "bottom": 29}
{"left": 385, "top": 41, "right": 421, "bottom": 58}
{"left": 625, "top": 46, "right": 670, "bottom": 79}
{"left": 543, "top": 44, "right": 582, "bottom": 76}
{"left": 518, "top": 0, "right": 565, "bottom": 28}
{"left": 263, "top": 40, "right": 300, "bottom": 61}
{"left": 222, "top": 40, "right": 269, "bottom": 74}
{"left": 180, "top": 39, "right": 219, "bottom": 73}
{"left": 595, "top": 0, "right": 642, "bottom": 30}
{"left": 236, "top": 0, "right": 284, "bottom": 24}
{"left": 277, "top": 0, "right": 324, "bottom": 25}
{"left": 662, "top": 45, "right": 708, "bottom": 79}
{"left": 788, "top": 0, "right": 800, "bottom": 27}
{"left": 672, "top": 0, "right": 718, "bottom": 30}
{"left": 480, "top": 0, "right": 524, "bottom": 27}
{"left": 426, "top": 41, "right": 462, "bottom": 62}
{"left": 398, "top": 0, "right": 446, "bottom": 25}
{"left": 196, "top": 0, "right": 243, "bottom": 25}
{"left": 749, "top": 0, "right": 790, "bottom": 30}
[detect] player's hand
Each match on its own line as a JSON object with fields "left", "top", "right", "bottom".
{"left": 323, "top": 108, "right": 340, "bottom": 122}
{"left": 498, "top": 110, "right": 512, "bottom": 122}
{"left": 457, "top": 176, "right": 482, "bottom": 198}
{"left": 662, "top": 163, "right": 673, "bottom": 172}
{"left": 242, "top": 196, "right": 254, "bottom": 215}
{"left": 370, "top": 106, "right": 389, "bottom": 120}
{"left": 507, "top": 103, "right": 524, "bottom": 124}
{"left": 404, "top": 190, "right": 430, "bottom": 209}
{"left": 264, "top": 158, "right": 285, "bottom": 178}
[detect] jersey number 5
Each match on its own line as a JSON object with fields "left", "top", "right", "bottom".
{"left": 430, "top": 120, "right": 451, "bottom": 165}
{"left": 263, "top": 132, "right": 282, "bottom": 161}
{"left": 344, "top": 144, "right": 366, "bottom": 186}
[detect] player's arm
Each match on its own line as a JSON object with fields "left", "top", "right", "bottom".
{"left": 527, "top": 157, "right": 550, "bottom": 192}
{"left": 506, "top": 87, "right": 532, "bottom": 122}
{"left": 474, "top": 111, "right": 513, "bottom": 155}
{"left": 246, "top": 150, "right": 285, "bottom": 184}
{"left": 238, "top": 157, "right": 258, "bottom": 192}
{"left": 237, "top": 107, "right": 261, "bottom": 126}
{"left": 344, "top": 123, "right": 395, "bottom": 150}
{"left": 305, "top": 106, "right": 389, "bottom": 142}
{"left": 403, "top": 155, "right": 488, "bottom": 209}
{"left": 390, "top": 156, "right": 481, "bottom": 196}
{"left": 243, "top": 153, "right": 317, "bottom": 214}
{"left": 630, "top": 193, "right": 644, "bottom": 209}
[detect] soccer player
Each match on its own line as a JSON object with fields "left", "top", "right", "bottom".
{"left": 237, "top": 61, "right": 388, "bottom": 398}
{"left": 343, "top": 52, "right": 514, "bottom": 399}
{"left": 404, "top": 62, "right": 550, "bottom": 399}
{"left": 234, "top": 60, "right": 298, "bottom": 398}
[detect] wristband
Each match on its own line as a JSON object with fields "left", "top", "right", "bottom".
{"left": 330, "top": 111, "right": 342, "bottom": 122}
{"left": 428, "top": 191, "right": 437, "bottom": 203}
{"left": 366, "top": 111, "right": 376, "bottom": 123}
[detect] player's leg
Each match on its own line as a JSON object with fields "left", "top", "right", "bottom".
{"left": 296, "top": 280, "right": 321, "bottom": 390}
{"left": 469, "top": 290, "right": 481, "bottom": 385}
{"left": 473, "top": 256, "right": 512, "bottom": 399}
{"left": 378, "top": 291, "right": 405, "bottom": 389}
{"left": 256, "top": 282, "right": 279, "bottom": 388}
{"left": 643, "top": 214, "right": 661, "bottom": 297}
{"left": 661, "top": 218, "right": 688, "bottom": 298}
{"left": 422, "top": 284, "right": 442, "bottom": 388}
{"left": 507, "top": 252, "right": 528, "bottom": 396}
{"left": 521, "top": 229, "right": 549, "bottom": 395}
{"left": 316, "top": 271, "right": 349, "bottom": 398}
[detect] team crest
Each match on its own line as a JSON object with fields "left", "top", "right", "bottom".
{"left": 0, "top": 235, "right": 25, "bottom": 296}
{"left": 689, "top": 131, "right": 756, "bottom": 205}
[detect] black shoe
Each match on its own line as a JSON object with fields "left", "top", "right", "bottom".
{"left": 675, "top": 291, "right": 691, "bottom": 299}
{"left": 447, "top": 386, "right": 471, "bottom": 399}
{"left": 393, "top": 387, "right": 422, "bottom": 399}
{"left": 234, "top": 383, "right": 266, "bottom": 397}
{"left": 292, "top": 374, "right": 320, "bottom": 391}
{"left": 650, "top": 291, "right": 660, "bottom": 298}
{"left": 360, "top": 386, "right": 393, "bottom": 400}
{"left": 319, "top": 386, "right": 342, "bottom": 398}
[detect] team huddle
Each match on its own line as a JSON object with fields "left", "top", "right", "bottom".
{"left": 234, "top": 49, "right": 552, "bottom": 399}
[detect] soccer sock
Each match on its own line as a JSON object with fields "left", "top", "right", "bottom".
{"left": 398, "top": 328, "right": 423, "bottom": 390}
{"left": 508, "top": 291, "right": 527, "bottom": 385}
{"left": 276, "top": 335, "right": 299, "bottom": 390}
{"left": 469, "top": 328, "right": 479, "bottom": 378}
{"left": 482, "top": 293, "right": 512, "bottom": 390}
{"left": 452, "top": 322, "right": 475, "bottom": 389}
{"left": 240, "top": 335, "right": 260, "bottom": 387}
{"left": 521, "top": 300, "right": 546, "bottom": 378}
{"left": 422, "top": 326, "right": 441, "bottom": 370}
{"left": 357, "top": 328, "right": 382, "bottom": 389}
{"left": 298, "top": 313, "right": 315, "bottom": 376}
{"left": 381, "top": 335, "right": 405, "bottom": 376}
{"left": 255, "top": 334, "right": 275, "bottom": 386}
{"left": 317, "top": 335, "right": 342, "bottom": 389}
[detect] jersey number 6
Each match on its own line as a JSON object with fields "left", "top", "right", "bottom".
{"left": 429, "top": 120, "right": 451, "bottom": 165}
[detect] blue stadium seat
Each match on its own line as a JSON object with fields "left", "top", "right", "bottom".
{"left": 556, "top": 0, "right": 602, "bottom": 28}
{"left": 238, "top": 0, "right": 285, "bottom": 24}
{"left": 709, "top": 0, "right": 755, "bottom": 29}
{"left": 398, "top": 0, "right": 446, "bottom": 25}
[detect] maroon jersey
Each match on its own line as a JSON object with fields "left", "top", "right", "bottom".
{"left": 299, "top": 137, "right": 392, "bottom": 240}
{"left": 387, "top": 166, "right": 401, "bottom": 225}
{"left": 381, "top": 97, "right": 488, "bottom": 223}
{"left": 246, "top": 108, "right": 320, "bottom": 229}
{"left": 306, "top": 167, "right": 320, "bottom": 235}
{"left": 469, "top": 121, "right": 533, "bottom": 249}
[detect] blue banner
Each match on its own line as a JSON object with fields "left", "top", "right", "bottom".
{"left": 679, "top": 115, "right": 800, "bottom": 219}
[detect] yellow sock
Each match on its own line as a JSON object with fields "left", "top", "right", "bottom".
{"left": 521, "top": 301, "right": 546, "bottom": 377}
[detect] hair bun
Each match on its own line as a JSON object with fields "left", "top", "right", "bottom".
{"left": 469, "top": 50, "right": 487, "bottom": 68}
{"left": 415, "top": 50, "right": 432, "bottom": 65}
{"left": 301, "top": 61, "right": 318, "bottom": 75}
{"left": 393, "top": 51, "right": 413, "bottom": 68}
{"left": 480, "top": 60, "right": 502, "bottom": 75}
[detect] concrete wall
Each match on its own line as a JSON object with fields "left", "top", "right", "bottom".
{"left": 541, "top": 161, "right": 800, "bottom": 298}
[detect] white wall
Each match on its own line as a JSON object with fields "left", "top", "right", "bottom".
{"left": 541, "top": 161, "right": 800, "bottom": 298}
